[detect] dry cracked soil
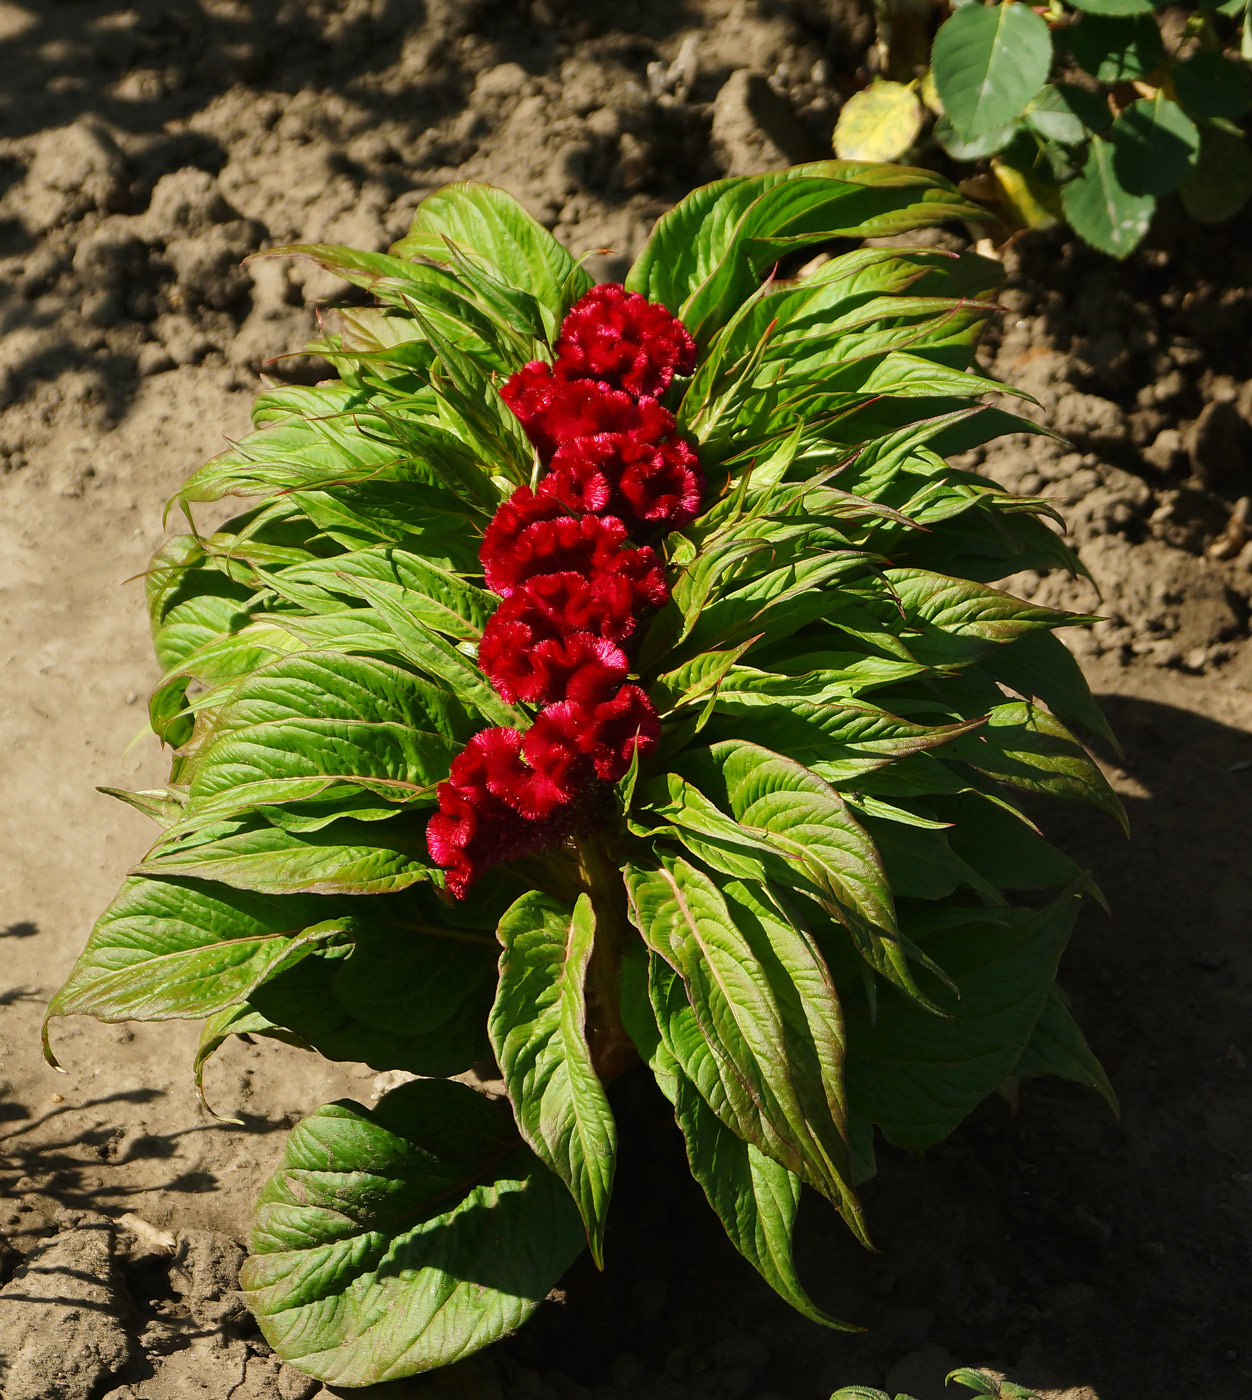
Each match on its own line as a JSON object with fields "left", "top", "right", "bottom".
{"left": 1, "top": 3, "right": 1250, "bottom": 1399}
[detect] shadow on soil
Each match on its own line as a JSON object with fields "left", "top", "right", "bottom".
{"left": 489, "top": 692, "right": 1252, "bottom": 1400}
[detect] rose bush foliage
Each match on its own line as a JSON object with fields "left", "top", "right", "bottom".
{"left": 47, "top": 165, "right": 1120, "bottom": 1387}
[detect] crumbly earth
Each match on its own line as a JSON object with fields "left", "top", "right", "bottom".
{"left": 1, "top": 3, "right": 1250, "bottom": 1398}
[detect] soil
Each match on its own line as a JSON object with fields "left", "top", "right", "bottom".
{"left": 1, "top": 3, "right": 1249, "bottom": 1399}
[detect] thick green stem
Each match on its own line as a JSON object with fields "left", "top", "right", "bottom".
{"left": 575, "top": 833, "right": 639, "bottom": 1083}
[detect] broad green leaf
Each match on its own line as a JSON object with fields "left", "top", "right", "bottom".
{"left": 846, "top": 889, "right": 1085, "bottom": 1150}
{"left": 1109, "top": 95, "right": 1200, "bottom": 196}
{"left": 349, "top": 576, "right": 524, "bottom": 727}
{"left": 1178, "top": 121, "right": 1252, "bottom": 222}
{"left": 621, "top": 970, "right": 853, "bottom": 1330}
{"left": 931, "top": 4, "right": 1052, "bottom": 141}
{"left": 1060, "top": 135, "right": 1155, "bottom": 258}
{"left": 984, "top": 627, "right": 1116, "bottom": 748}
{"left": 392, "top": 182, "right": 591, "bottom": 338}
{"left": 251, "top": 944, "right": 493, "bottom": 1079}
{"left": 1068, "top": 0, "right": 1152, "bottom": 10}
{"left": 627, "top": 164, "right": 983, "bottom": 343}
{"left": 1011, "top": 986, "right": 1118, "bottom": 1112}
{"left": 336, "top": 919, "right": 496, "bottom": 1035}
{"left": 939, "top": 793, "right": 1084, "bottom": 893}
{"left": 934, "top": 114, "right": 1019, "bottom": 160}
{"left": 271, "top": 550, "right": 498, "bottom": 641}
{"left": 1065, "top": 13, "right": 1163, "bottom": 83}
{"left": 947, "top": 701, "right": 1127, "bottom": 831}
{"left": 136, "top": 814, "right": 433, "bottom": 895}
{"left": 833, "top": 82, "right": 924, "bottom": 162}
{"left": 45, "top": 876, "right": 350, "bottom": 1032}
{"left": 1172, "top": 50, "right": 1251, "bottom": 120}
{"left": 624, "top": 856, "right": 866, "bottom": 1239}
{"left": 489, "top": 892, "right": 615, "bottom": 1267}
{"left": 241, "top": 1079, "right": 585, "bottom": 1385}
{"left": 184, "top": 653, "right": 470, "bottom": 824}
{"left": 702, "top": 698, "right": 975, "bottom": 784}
{"left": 1024, "top": 84, "right": 1108, "bottom": 144}
{"left": 681, "top": 742, "right": 917, "bottom": 998}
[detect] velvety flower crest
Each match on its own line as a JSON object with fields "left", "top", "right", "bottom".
{"left": 554, "top": 283, "right": 697, "bottom": 397}
{"left": 429, "top": 282, "right": 702, "bottom": 896}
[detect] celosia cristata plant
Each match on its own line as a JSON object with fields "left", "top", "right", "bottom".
{"left": 48, "top": 166, "right": 1121, "bottom": 1387}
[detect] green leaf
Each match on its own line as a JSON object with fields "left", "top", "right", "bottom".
{"left": 1065, "top": 14, "right": 1163, "bottom": 84}
{"left": 931, "top": 4, "right": 1052, "bottom": 142}
{"left": 392, "top": 182, "right": 591, "bottom": 339}
{"left": 136, "top": 814, "right": 433, "bottom": 896}
{"left": 1011, "top": 985, "right": 1118, "bottom": 1112}
{"left": 1178, "top": 121, "right": 1252, "bottom": 223}
{"left": 1172, "top": 50, "right": 1251, "bottom": 120}
{"left": 1109, "top": 95, "right": 1200, "bottom": 196}
{"left": 45, "top": 876, "right": 349, "bottom": 1030}
{"left": 947, "top": 701, "right": 1128, "bottom": 831}
{"left": 252, "top": 939, "right": 494, "bottom": 1079}
{"left": 681, "top": 742, "right": 919, "bottom": 999}
{"left": 1060, "top": 135, "right": 1155, "bottom": 258}
{"left": 628, "top": 988, "right": 854, "bottom": 1330}
{"left": 934, "top": 114, "right": 1020, "bottom": 160}
{"left": 624, "top": 856, "right": 866, "bottom": 1239}
{"left": 846, "top": 889, "right": 1085, "bottom": 1150}
{"left": 833, "top": 82, "right": 924, "bottom": 162}
{"left": 1067, "top": 0, "right": 1153, "bottom": 12}
{"left": 489, "top": 892, "right": 616, "bottom": 1268}
{"left": 349, "top": 576, "right": 525, "bottom": 728}
{"left": 183, "top": 653, "right": 470, "bottom": 825}
{"left": 985, "top": 627, "right": 1116, "bottom": 748}
{"left": 1024, "top": 83, "right": 1111, "bottom": 143}
{"left": 240, "top": 1079, "right": 585, "bottom": 1385}
{"left": 627, "top": 164, "right": 983, "bottom": 343}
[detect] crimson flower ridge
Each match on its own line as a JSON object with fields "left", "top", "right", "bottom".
{"left": 428, "top": 283, "right": 702, "bottom": 896}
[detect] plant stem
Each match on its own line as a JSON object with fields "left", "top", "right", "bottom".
{"left": 575, "top": 833, "right": 639, "bottom": 1083}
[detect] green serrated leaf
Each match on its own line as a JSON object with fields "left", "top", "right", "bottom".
{"left": 626, "top": 976, "right": 855, "bottom": 1330}
{"left": 240, "top": 1079, "right": 585, "bottom": 1385}
{"left": 1060, "top": 135, "right": 1155, "bottom": 257}
{"left": 1178, "top": 120, "right": 1252, "bottom": 222}
{"left": 846, "top": 887, "right": 1086, "bottom": 1150}
{"left": 931, "top": 3, "right": 1052, "bottom": 141}
{"left": 1109, "top": 95, "right": 1200, "bottom": 196}
{"left": 680, "top": 742, "right": 922, "bottom": 999}
{"left": 45, "top": 876, "right": 350, "bottom": 1033}
{"left": 1065, "top": 13, "right": 1163, "bottom": 84}
{"left": 489, "top": 892, "right": 616, "bottom": 1268}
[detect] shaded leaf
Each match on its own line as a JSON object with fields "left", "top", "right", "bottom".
{"left": 241, "top": 1079, "right": 584, "bottom": 1385}
{"left": 489, "top": 893, "right": 616, "bottom": 1267}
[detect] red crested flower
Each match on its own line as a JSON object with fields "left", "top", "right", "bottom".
{"left": 482, "top": 504, "right": 666, "bottom": 602}
{"left": 542, "top": 431, "right": 703, "bottom": 532}
{"left": 446, "top": 726, "right": 569, "bottom": 825}
{"left": 605, "top": 542, "right": 670, "bottom": 610}
{"left": 501, "top": 361, "right": 676, "bottom": 461}
{"left": 522, "top": 702, "right": 594, "bottom": 801}
{"left": 554, "top": 283, "right": 697, "bottom": 398}
{"left": 490, "top": 571, "right": 641, "bottom": 644}
{"left": 581, "top": 683, "right": 661, "bottom": 781}
{"left": 479, "top": 619, "right": 629, "bottom": 707}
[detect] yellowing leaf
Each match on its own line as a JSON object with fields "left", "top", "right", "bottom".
{"left": 992, "top": 157, "right": 1062, "bottom": 228}
{"left": 833, "top": 81, "right": 924, "bottom": 163}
